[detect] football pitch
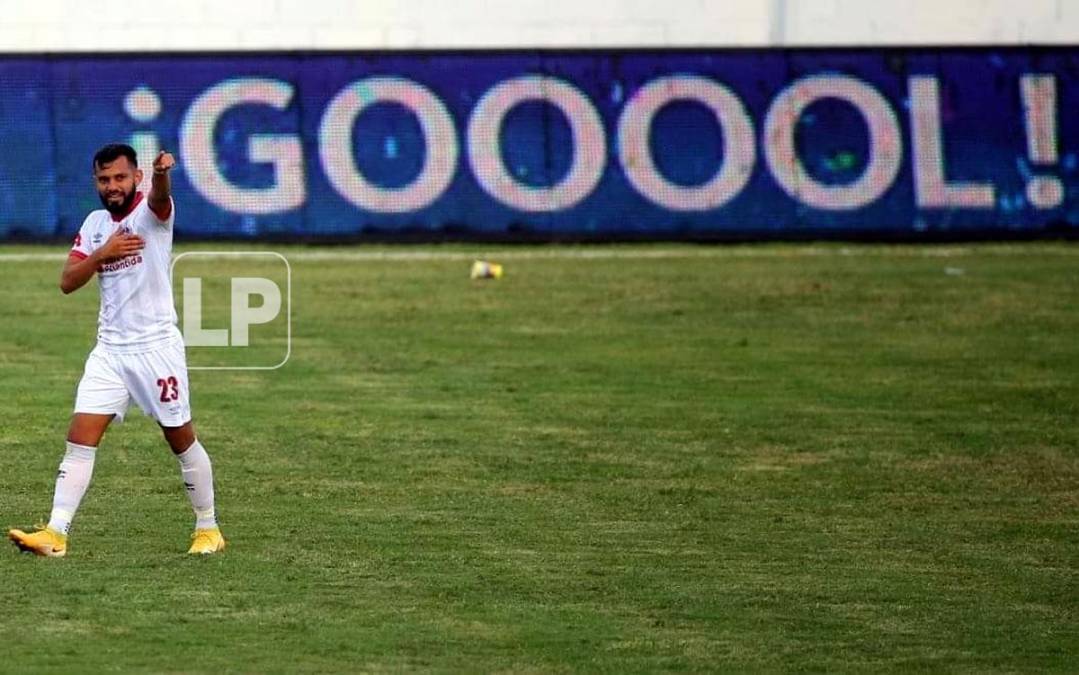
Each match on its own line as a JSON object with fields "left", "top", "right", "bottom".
{"left": 1, "top": 242, "right": 1077, "bottom": 672}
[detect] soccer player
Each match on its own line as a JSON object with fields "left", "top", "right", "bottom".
{"left": 8, "top": 143, "right": 225, "bottom": 557}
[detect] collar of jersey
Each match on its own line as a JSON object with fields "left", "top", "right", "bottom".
{"left": 110, "top": 192, "right": 144, "bottom": 222}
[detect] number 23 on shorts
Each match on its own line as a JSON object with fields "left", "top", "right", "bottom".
{"left": 156, "top": 376, "right": 180, "bottom": 403}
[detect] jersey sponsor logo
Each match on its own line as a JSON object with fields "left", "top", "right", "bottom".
{"left": 98, "top": 254, "right": 144, "bottom": 274}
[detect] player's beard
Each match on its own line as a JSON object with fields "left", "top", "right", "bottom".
{"left": 99, "top": 185, "right": 137, "bottom": 216}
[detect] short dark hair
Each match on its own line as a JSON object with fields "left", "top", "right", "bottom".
{"left": 93, "top": 143, "right": 138, "bottom": 171}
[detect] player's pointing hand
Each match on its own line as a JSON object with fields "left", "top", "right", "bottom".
{"left": 153, "top": 150, "right": 176, "bottom": 175}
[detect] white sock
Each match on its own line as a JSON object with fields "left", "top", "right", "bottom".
{"left": 176, "top": 439, "right": 217, "bottom": 530}
{"left": 47, "top": 442, "right": 96, "bottom": 535}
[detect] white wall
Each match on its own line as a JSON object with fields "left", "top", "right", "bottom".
{"left": 777, "top": 0, "right": 1078, "bottom": 46}
{"left": 0, "top": 0, "right": 1073, "bottom": 51}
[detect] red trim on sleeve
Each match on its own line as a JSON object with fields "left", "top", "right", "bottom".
{"left": 149, "top": 198, "right": 172, "bottom": 221}
{"left": 68, "top": 250, "right": 88, "bottom": 261}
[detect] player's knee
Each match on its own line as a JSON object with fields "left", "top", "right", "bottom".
{"left": 161, "top": 423, "right": 196, "bottom": 454}
{"left": 66, "top": 432, "right": 97, "bottom": 447}
{"left": 67, "top": 414, "right": 113, "bottom": 447}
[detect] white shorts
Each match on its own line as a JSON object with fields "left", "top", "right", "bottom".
{"left": 74, "top": 340, "right": 192, "bottom": 427}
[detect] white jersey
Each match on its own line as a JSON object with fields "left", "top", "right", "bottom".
{"left": 69, "top": 192, "right": 181, "bottom": 353}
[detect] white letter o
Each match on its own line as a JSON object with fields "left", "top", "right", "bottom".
{"left": 764, "top": 75, "right": 902, "bottom": 211}
{"left": 319, "top": 77, "right": 458, "bottom": 213}
{"left": 467, "top": 75, "right": 607, "bottom": 212}
{"left": 618, "top": 75, "right": 756, "bottom": 211}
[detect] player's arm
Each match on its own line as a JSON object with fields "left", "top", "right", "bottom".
{"left": 148, "top": 150, "right": 175, "bottom": 222}
{"left": 60, "top": 230, "right": 145, "bottom": 295}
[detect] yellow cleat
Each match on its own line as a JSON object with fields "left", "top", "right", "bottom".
{"left": 188, "top": 527, "right": 226, "bottom": 555}
{"left": 8, "top": 526, "right": 67, "bottom": 558}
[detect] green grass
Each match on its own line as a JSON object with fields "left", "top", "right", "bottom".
{"left": 1, "top": 242, "right": 1077, "bottom": 672}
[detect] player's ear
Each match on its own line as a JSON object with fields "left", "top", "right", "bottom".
{"left": 135, "top": 167, "right": 144, "bottom": 186}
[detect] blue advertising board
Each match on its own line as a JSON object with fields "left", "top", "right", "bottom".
{"left": 0, "top": 48, "right": 1077, "bottom": 240}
